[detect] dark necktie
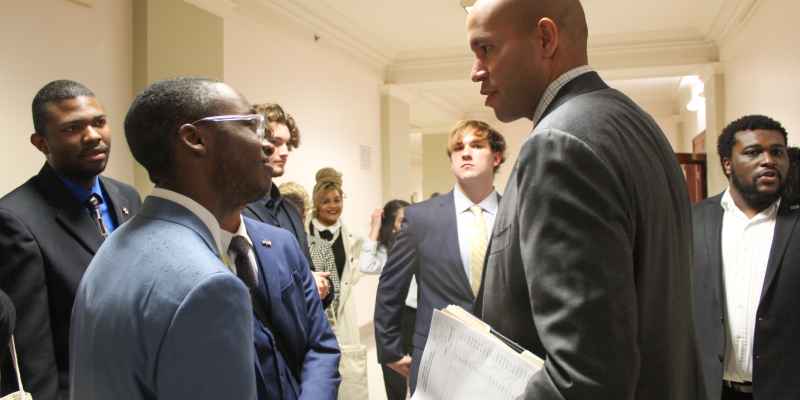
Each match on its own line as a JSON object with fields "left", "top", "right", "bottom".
{"left": 228, "top": 235, "right": 257, "bottom": 290}
{"left": 86, "top": 194, "right": 109, "bottom": 238}
{"left": 319, "top": 229, "right": 334, "bottom": 241}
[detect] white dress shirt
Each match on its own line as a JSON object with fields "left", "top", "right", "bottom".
{"left": 359, "top": 239, "right": 418, "bottom": 308}
{"left": 720, "top": 189, "right": 779, "bottom": 383}
{"left": 220, "top": 216, "right": 259, "bottom": 283}
{"left": 531, "top": 65, "right": 594, "bottom": 126}
{"left": 453, "top": 185, "right": 499, "bottom": 287}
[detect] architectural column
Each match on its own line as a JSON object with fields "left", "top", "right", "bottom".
{"left": 380, "top": 92, "right": 415, "bottom": 202}
{"left": 131, "top": 0, "right": 224, "bottom": 194}
{"left": 702, "top": 68, "right": 727, "bottom": 195}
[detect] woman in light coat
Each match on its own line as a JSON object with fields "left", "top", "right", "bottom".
{"left": 307, "top": 167, "right": 366, "bottom": 399}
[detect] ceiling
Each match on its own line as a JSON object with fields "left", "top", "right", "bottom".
{"left": 249, "top": 0, "right": 758, "bottom": 130}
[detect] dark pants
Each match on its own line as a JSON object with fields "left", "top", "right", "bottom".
{"left": 722, "top": 383, "right": 753, "bottom": 400}
{"left": 382, "top": 306, "right": 416, "bottom": 400}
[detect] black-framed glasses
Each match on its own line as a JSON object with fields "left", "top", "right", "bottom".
{"left": 190, "top": 114, "right": 266, "bottom": 140}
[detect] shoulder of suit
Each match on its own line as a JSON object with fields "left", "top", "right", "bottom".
{"left": 243, "top": 216, "right": 294, "bottom": 242}
{"left": 99, "top": 176, "right": 139, "bottom": 196}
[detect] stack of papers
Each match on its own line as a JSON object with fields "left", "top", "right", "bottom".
{"left": 411, "top": 305, "right": 543, "bottom": 400}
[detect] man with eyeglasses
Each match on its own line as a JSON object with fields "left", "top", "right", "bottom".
{"left": 70, "top": 77, "right": 273, "bottom": 400}
{"left": 0, "top": 79, "right": 141, "bottom": 400}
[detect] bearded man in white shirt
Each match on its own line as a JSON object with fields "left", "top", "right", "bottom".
{"left": 693, "top": 114, "right": 800, "bottom": 400}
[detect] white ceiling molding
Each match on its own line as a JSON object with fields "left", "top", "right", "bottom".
{"left": 383, "top": 83, "right": 463, "bottom": 126}
{"left": 184, "top": 0, "right": 239, "bottom": 18}
{"left": 707, "top": 0, "right": 762, "bottom": 45}
{"left": 239, "top": 0, "right": 393, "bottom": 74}
{"left": 67, "top": 0, "right": 94, "bottom": 6}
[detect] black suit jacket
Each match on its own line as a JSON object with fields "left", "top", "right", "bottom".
{"left": 693, "top": 193, "right": 800, "bottom": 400}
{"left": 374, "top": 191, "right": 477, "bottom": 390}
{"left": 0, "top": 163, "right": 141, "bottom": 400}
{"left": 477, "top": 72, "right": 697, "bottom": 400}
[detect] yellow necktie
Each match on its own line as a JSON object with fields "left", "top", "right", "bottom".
{"left": 469, "top": 205, "right": 488, "bottom": 296}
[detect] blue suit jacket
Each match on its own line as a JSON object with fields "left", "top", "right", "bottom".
{"left": 70, "top": 197, "right": 256, "bottom": 400}
{"left": 245, "top": 218, "right": 340, "bottom": 400}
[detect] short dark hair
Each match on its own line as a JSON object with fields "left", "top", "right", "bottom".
{"left": 718, "top": 115, "right": 789, "bottom": 174}
{"left": 124, "top": 77, "right": 223, "bottom": 183}
{"left": 378, "top": 199, "right": 410, "bottom": 249}
{"left": 252, "top": 103, "right": 301, "bottom": 150}
{"left": 31, "top": 80, "right": 95, "bottom": 135}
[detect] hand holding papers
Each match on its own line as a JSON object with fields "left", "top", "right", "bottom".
{"left": 411, "top": 305, "right": 543, "bottom": 400}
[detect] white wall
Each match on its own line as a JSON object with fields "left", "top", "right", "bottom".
{"left": 0, "top": 0, "right": 134, "bottom": 195}
{"left": 721, "top": 0, "right": 800, "bottom": 144}
{"left": 224, "top": 13, "right": 384, "bottom": 239}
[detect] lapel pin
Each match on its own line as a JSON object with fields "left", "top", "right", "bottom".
{"left": 122, "top": 207, "right": 130, "bottom": 216}
{"left": 261, "top": 240, "right": 272, "bottom": 248}
{"left": 791, "top": 204, "right": 799, "bottom": 211}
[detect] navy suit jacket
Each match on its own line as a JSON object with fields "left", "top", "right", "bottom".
{"left": 245, "top": 218, "right": 340, "bottom": 400}
{"left": 374, "top": 191, "right": 476, "bottom": 390}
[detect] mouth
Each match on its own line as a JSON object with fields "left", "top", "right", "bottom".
{"left": 80, "top": 148, "right": 108, "bottom": 161}
{"left": 756, "top": 170, "right": 780, "bottom": 185}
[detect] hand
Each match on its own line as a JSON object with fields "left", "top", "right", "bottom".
{"left": 313, "top": 271, "right": 331, "bottom": 299}
{"left": 368, "top": 208, "right": 383, "bottom": 241}
{"left": 387, "top": 355, "right": 412, "bottom": 378}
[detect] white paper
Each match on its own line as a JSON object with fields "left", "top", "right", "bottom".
{"left": 411, "top": 309, "right": 541, "bottom": 400}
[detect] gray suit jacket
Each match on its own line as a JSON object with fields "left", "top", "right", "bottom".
{"left": 477, "top": 72, "right": 697, "bottom": 400}
{"left": 69, "top": 196, "right": 256, "bottom": 400}
{"left": 693, "top": 194, "right": 800, "bottom": 400}
{"left": 374, "top": 192, "right": 475, "bottom": 390}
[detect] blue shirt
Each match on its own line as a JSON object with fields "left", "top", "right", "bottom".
{"left": 58, "top": 175, "right": 117, "bottom": 233}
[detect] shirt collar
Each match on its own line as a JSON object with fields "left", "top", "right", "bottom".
{"left": 720, "top": 188, "right": 781, "bottom": 221}
{"left": 531, "top": 65, "right": 594, "bottom": 125}
{"left": 264, "top": 183, "right": 282, "bottom": 210}
{"left": 220, "top": 215, "right": 253, "bottom": 256}
{"left": 453, "top": 184, "right": 499, "bottom": 215}
{"left": 149, "top": 187, "right": 224, "bottom": 255}
{"left": 311, "top": 217, "right": 340, "bottom": 233}
{"left": 57, "top": 174, "right": 103, "bottom": 204}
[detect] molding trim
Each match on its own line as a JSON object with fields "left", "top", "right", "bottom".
{"left": 248, "top": 0, "right": 392, "bottom": 73}
{"left": 707, "top": 0, "right": 762, "bottom": 45}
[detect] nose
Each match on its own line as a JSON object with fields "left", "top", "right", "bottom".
{"left": 278, "top": 143, "right": 289, "bottom": 157}
{"left": 83, "top": 125, "right": 102, "bottom": 143}
{"left": 761, "top": 150, "right": 779, "bottom": 166}
{"left": 471, "top": 59, "right": 487, "bottom": 82}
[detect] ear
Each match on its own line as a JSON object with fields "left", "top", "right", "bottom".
{"left": 722, "top": 157, "right": 732, "bottom": 178}
{"left": 177, "top": 123, "right": 208, "bottom": 157}
{"left": 538, "top": 17, "right": 559, "bottom": 59}
{"left": 492, "top": 151, "right": 502, "bottom": 168}
{"left": 30, "top": 132, "right": 49, "bottom": 155}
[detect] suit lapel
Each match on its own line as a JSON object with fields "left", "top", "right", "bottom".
{"left": 245, "top": 202, "right": 269, "bottom": 223}
{"left": 440, "top": 191, "right": 473, "bottom": 297}
{"left": 100, "top": 177, "right": 134, "bottom": 225}
{"left": 761, "top": 201, "right": 800, "bottom": 302}
{"left": 35, "top": 163, "right": 104, "bottom": 254}
{"left": 704, "top": 198, "right": 725, "bottom": 305}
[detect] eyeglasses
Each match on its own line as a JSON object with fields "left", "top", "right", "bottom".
{"left": 190, "top": 114, "right": 266, "bottom": 141}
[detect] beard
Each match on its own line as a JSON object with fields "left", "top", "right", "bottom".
{"left": 730, "top": 169, "right": 784, "bottom": 211}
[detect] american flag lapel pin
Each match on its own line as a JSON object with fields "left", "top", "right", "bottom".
{"left": 791, "top": 204, "right": 799, "bottom": 211}
{"left": 122, "top": 207, "right": 130, "bottom": 216}
{"left": 261, "top": 240, "right": 272, "bottom": 248}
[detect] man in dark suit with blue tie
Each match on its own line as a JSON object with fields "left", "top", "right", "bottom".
{"left": 374, "top": 120, "right": 506, "bottom": 392}
{"left": 0, "top": 80, "right": 141, "bottom": 400}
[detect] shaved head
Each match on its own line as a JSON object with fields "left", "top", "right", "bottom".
{"left": 471, "top": 0, "right": 587, "bottom": 51}
{"left": 466, "top": 0, "right": 589, "bottom": 122}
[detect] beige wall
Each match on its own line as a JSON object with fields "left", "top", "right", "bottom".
{"left": 0, "top": 0, "right": 134, "bottom": 195}
{"left": 132, "top": 0, "right": 224, "bottom": 194}
{"left": 224, "top": 12, "right": 384, "bottom": 240}
{"left": 715, "top": 0, "right": 799, "bottom": 192}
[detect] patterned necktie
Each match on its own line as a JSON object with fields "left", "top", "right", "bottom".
{"left": 228, "top": 235, "right": 257, "bottom": 290}
{"left": 86, "top": 194, "right": 108, "bottom": 238}
{"left": 469, "top": 205, "right": 488, "bottom": 296}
